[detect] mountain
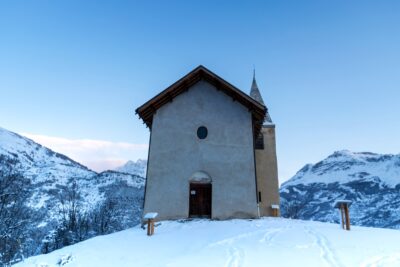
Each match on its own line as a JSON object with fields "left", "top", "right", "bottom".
{"left": 0, "top": 127, "right": 145, "bottom": 265}
{"left": 280, "top": 150, "right": 400, "bottom": 229}
{"left": 14, "top": 218, "right": 400, "bottom": 267}
{"left": 114, "top": 159, "right": 147, "bottom": 177}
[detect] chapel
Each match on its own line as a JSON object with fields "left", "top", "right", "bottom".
{"left": 136, "top": 65, "right": 280, "bottom": 220}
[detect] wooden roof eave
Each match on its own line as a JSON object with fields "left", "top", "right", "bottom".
{"left": 136, "top": 69, "right": 203, "bottom": 114}
{"left": 135, "top": 66, "right": 267, "bottom": 136}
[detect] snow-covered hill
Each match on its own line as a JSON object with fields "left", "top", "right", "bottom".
{"left": 114, "top": 159, "right": 147, "bottom": 177}
{"left": 14, "top": 218, "right": 400, "bottom": 267}
{"left": 280, "top": 150, "right": 400, "bottom": 229}
{"left": 0, "top": 127, "right": 145, "bottom": 264}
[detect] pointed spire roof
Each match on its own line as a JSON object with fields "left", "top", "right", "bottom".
{"left": 250, "top": 69, "right": 265, "bottom": 105}
{"left": 249, "top": 69, "right": 273, "bottom": 124}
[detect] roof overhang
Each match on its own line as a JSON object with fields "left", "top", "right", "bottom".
{"left": 135, "top": 65, "right": 267, "bottom": 138}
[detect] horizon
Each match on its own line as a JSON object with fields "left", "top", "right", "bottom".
{"left": 2, "top": 124, "right": 398, "bottom": 181}
{"left": 1, "top": 1, "right": 400, "bottom": 184}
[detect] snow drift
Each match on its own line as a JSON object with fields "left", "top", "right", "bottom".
{"left": 15, "top": 218, "right": 400, "bottom": 267}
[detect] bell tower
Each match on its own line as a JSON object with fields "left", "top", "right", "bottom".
{"left": 250, "top": 72, "right": 280, "bottom": 217}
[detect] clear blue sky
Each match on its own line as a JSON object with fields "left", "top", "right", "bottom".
{"left": 1, "top": 0, "right": 399, "bottom": 182}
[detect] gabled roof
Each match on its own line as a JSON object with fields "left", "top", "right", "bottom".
{"left": 135, "top": 65, "right": 267, "bottom": 137}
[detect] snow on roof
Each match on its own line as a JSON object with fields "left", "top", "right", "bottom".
{"left": 333, "top": 200, "right": 353, "bottom": 208}
{"left": 143, "top": 212, "right": 158, "bottom": 219}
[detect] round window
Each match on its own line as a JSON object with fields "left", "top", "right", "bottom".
{"left": 197, "top": 126, "right": 208, "bottom": 139}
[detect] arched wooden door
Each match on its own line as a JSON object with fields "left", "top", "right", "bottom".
{"left": 189, "top": 183, "right": 211, "bottom": 218}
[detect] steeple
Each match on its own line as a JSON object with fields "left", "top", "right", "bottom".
{"left": 249, "top": 69, "right": 273, "bottom": 124}
{"left": 250, "top": 69, "right": 265, "bottom": 105}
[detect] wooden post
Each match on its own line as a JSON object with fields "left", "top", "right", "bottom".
{"left": 344, "top": 205, "right": 350, "bottom": 230}
{"left": 334, "top": 200, "right": 352, "bottom": 231}
{"left": 271, "top": 205, "right": 280, "bottom": 218}
{"left": 340, "top": 205, "right": 345, "bottom": 229}
{"left": 147, "top": 219, "right": 156, "bottom": 236}
{"left": 147, "top": 219, "right": 151, "bottom": 236}
{"left": 144, "top": 212, "right": 158, "bottom": 236}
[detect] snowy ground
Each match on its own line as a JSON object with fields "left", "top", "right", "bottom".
{"left": 16, "top": 218, "right": 400, "bottom": 267}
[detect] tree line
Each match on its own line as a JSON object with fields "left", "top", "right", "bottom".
{"left": 0, "top": 155, "right": 142, "bottom": 266}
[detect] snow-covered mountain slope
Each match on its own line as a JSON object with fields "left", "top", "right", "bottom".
{"left": 114, "top": 159, "right": 147, "bottom": 177}
{"left": 14, "top": 218, "right": 400, "bottom": 267}
{"left": 0, "top": 126, "right": 145, "bottom": 214}
{"left": 0, "top": 126, "right": 95, "bottom": 186}
{"left": 280, "top": 150, "right": 400, "bottom": 229}
{"left": 0, "top": 127, "right": 145, "bottom": 263}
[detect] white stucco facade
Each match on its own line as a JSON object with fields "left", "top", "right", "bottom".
{"left": 143, "top": 80, "right": 259, "bottom": 220}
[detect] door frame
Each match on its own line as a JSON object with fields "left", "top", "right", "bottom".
{"left": 188, "top": 182, "right": 212, "bottom": 218}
